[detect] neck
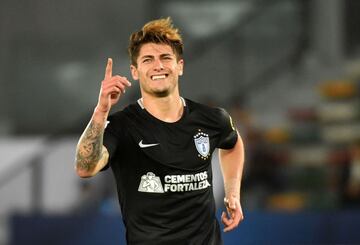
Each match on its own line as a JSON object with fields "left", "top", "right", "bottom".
{"left": 141, "top": 93, "right": 184, "bottom": 123}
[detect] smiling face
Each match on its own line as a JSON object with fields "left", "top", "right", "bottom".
{"left": 130, "top": 43, "right": 184, "bottom": 98}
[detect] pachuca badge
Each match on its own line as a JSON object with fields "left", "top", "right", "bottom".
{"left": 194, "top": 130, "right": 210, "bottom": 160}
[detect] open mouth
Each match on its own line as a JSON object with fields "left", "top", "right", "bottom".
{"left": 151, "top": 74, "right": 168, "bottom": 80}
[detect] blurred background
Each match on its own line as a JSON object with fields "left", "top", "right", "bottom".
{"left": 2, "top": 0, "right": 360, "bottom": 244}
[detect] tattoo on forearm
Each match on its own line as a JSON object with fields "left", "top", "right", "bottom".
{"left": 76, "top": 120, "right": 104, "bottom": 171}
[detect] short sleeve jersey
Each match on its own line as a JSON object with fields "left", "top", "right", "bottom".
{"left": 103, "top": 98, "right": 238, "bottom": 245}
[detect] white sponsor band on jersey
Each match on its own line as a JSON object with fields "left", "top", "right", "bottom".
{"left": 138, "top": 171, "right": 211, "bottom": 193}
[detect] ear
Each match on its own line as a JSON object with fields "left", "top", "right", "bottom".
{"left": 130, "top": 65, "right": 139, "bottom": 80}
{"left": 178, "top": 59, "right": 184, "bottom": 76}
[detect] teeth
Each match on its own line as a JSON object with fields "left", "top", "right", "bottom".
{"left": 152, "top": 75, "right": 166, "bottom": 80}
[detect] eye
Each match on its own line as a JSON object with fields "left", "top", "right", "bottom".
{"left": 142, "top": 58, "right": 151, "bottom": 63}
{"left": 162, "top": 56, "right": 173, "bottom": 61}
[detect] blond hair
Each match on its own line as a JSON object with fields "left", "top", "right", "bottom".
{"left": 128, "top": 17, "right": 184, "bottom": 66}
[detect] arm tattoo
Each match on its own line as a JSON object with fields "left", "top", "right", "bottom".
{"left": 76, "top": 120, "right": 104, "bottom": 171}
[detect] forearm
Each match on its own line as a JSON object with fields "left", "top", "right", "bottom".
{"left": 219, "top": 133, "right": 245, "bottom": 199}
{"left": 75, "top": 107, "right": 109, "bottom": 175}
{"left": 224, "top": 177, "right": 241, "bottom": 200}
{"left": 220, "top": 133, "right": 245, "bottom": 231}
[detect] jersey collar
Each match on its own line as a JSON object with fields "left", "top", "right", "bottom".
{"left": 137, "top": 97, "right": 186, "bottom": 109}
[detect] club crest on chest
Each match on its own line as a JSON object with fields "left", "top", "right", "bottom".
{"left": 194, "top": 130, "right": 210, "bottom": 160}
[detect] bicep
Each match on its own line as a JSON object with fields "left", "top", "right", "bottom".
{"left": 219, "top": 132, "right": 245, "bottom": 180}
{"left": 219, "top": 132, "right": 244, "bottom": 163}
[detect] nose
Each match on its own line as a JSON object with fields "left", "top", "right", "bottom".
{"left": 153, "top": 59, "right": 164, "bottom": 71}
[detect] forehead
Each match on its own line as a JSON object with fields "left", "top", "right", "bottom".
{"left": 138, "top": 43, "right": 175, "bottom": 57}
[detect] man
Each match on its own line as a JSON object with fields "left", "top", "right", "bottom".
{"left": 75, "top": 17, "right": 244, "bottom": 244}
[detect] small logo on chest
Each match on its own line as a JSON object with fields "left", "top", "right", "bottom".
{"left": 194, "top": 130, "right": 210, "bottom": 160}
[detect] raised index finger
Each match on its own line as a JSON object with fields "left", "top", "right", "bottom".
{"left": 104, "top": 58, "right": 113, "bottom": 80}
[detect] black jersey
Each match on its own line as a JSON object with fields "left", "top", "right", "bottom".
{"left": 103, "top": 98, "right": 238, "bottom": 245}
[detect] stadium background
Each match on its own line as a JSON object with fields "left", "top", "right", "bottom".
{"left": 1, "top": 0, "right": 360, "bottom": 244}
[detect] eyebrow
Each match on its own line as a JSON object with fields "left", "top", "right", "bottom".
{"left": 140, "top": 53, "right": 174, "bottom": 60}
{"left": 160, "top": 53, "right": 173, "bottom": 58}
{"left": 140, "top": 55, "right": 153, "bottom": 60}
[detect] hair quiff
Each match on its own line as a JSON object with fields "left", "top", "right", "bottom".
{"left": 128, "top": 17, "right": 184, "bottom": 66}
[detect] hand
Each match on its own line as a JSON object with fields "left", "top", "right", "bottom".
{"left": 96, "top": 58, "right": 132, "bottom": 113}
{"left": 221, "top": 195, "right": 244, "bottom": 232}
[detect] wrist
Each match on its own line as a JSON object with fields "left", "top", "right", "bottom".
{"left": 93, "top": 106, "right": 109, "bottom": 123}
{"left": 225, "top": 193, "right": 240, "bottom": 200}
{"left": 224, "top": 178, "right": 240, "bottom": 199}
{"left": 94, "top": 104, "right": 110, "bottom": 114}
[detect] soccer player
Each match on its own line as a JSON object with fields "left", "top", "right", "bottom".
{"left": 75, "top": 17, "right": 245, "bottom": 244}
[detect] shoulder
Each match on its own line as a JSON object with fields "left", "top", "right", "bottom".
{"left": 108, "top": 102, "right": 139, "bottom": 120}
{"left": 185, "top": 98, "right": 232, "bottom": 123}
{"left": 186, "top": 98, "right": 216, "bottom": 113}
{"left": 106, "top": 104, "right": 135, "bottom": 131}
